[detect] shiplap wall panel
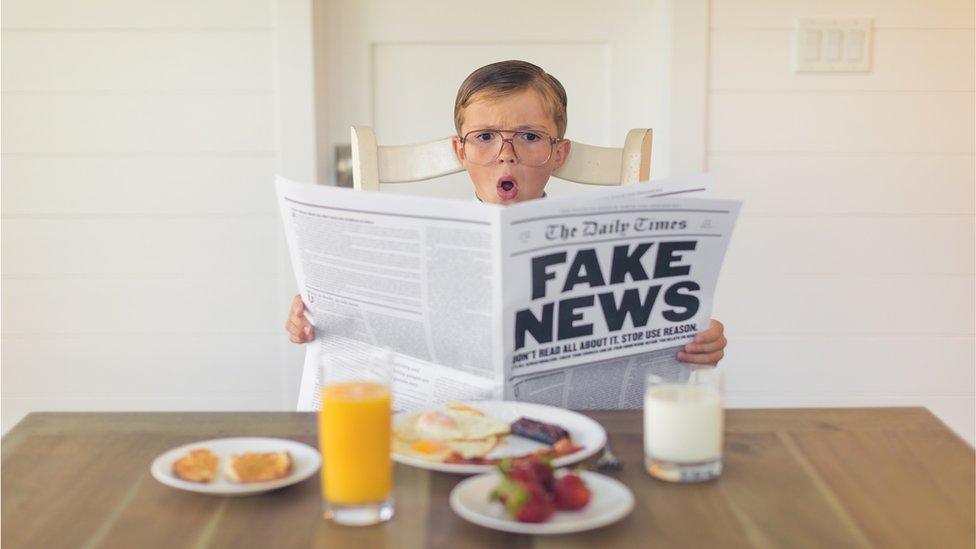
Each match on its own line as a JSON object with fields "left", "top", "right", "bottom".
{"left": 709, "top": 0, "right": 975, "bottom": 444}
{"left": 1, "top": 0, "right": 284, "bottom": 434}
{"left": 711, "top": 29, "right": 975, "bottom": 91}
{"left": 2, "top": 218, "right": 280, "bottom": 275}
{"left": 711, "top": 0, "right": 975, "bottom": 28}
{"left": 726, "top": 216, "right": 975, "bottom": 275}
{"left": 2, "top": 95, "right": 274, "bottom": 153}
{"left": 714, "top": 277, "right": 974, "bottom": 335}
{"left": 0, "top": 394, "right": 284, "bottom": 418}
{"left": 711, "top": 154, "right": 975, "bottom": 215}
{"left": 709, "top": 93, "right": 974, "bottom": 153}
{"left": 726, "top": 336, "right": 976, "bottom": 395}
{"left": 1, "top": 156, "right": 277, "bottom": 215}
{"left": 2, "top": 31, "right": 273, "bottom": 91}
{"left": 2, "top": 278, "right": 282, "bottom": 335}
{"left": 1, "top": 0, "right": 273, "bottom": 28}
{"left": 725, "top": 337, "right": 975, "bottom": 394}
{"left": 2, "top": 336, "right": 283, "bottom": 393}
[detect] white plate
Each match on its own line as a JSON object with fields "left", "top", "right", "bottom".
{"left": 392, "top": 401, "right": 607, "bottom": 475}
{"left": 450, "top": 470, "right": 634, "bottom": 535}
{"left": 150, "top": 437, "right": 321, "bottom": 496}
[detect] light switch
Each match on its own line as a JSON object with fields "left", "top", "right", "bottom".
{"left": 823, "top": 29, "right": 844, "bottom": 61}
{"left": 801, "top": 29, "right": 821, "bottom": 61}
{"left": 794, "top": 18, "right": 873, "bottom": 73}
{"left": 846, "top": 30, "right": 865, "bottom": 62}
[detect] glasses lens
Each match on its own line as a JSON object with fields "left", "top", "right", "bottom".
{"left": 463, "top": 131, "right": 553, "bottom": 167}
{"left": 513, "top": 131, "right": 552, "bottom": 167}
{"left": 464, "top": 131, "right": 502, "bottom": 166}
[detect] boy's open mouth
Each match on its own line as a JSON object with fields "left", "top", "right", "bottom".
{"left": 496, "top": 176, "right": 519, "bottom": 200}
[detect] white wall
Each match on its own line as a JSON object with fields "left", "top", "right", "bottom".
{"left": 1, "top": 0, "right": 311, "bottom": 433}
{"left": 2, "top": 1, "right": 973, "bottom": 446}
{"left": 707, "top": 0, "right": 975, "bottom": 444}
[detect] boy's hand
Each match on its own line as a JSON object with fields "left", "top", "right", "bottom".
{"left": 285, "top": 294, "right": 315, "bottom": 344}
{"left": 676, "top": 319, "right": 726, "bottom": 366}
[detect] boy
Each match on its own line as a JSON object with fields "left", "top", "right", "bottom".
{"left": 285, "top": 60, "right": 726, "bottom": 365}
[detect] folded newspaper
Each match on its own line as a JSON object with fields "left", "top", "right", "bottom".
{"left": 277, "top": 174, "right": 741, "bottom": 411}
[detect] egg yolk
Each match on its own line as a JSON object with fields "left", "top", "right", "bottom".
{"left": 412, "top": 440, "right": 448, "bottom": 454}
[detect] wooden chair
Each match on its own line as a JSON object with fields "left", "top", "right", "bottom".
{"left": 351, "top": 126, "right": 652, "bottom": 192}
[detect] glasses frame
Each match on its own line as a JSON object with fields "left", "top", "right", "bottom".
{"left": 458, "top": 129, "right": 563, "bottom": 167}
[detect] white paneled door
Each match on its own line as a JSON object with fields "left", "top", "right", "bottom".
{"left": 314, "top": 0, "right": 673, "bottom": 197}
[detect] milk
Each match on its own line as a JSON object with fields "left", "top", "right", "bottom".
{"left": 644, "top": 384, "right": 723, "bottom": 463}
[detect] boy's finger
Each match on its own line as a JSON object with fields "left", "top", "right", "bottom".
{"left": 290, "top": 295, "right": 303, "bottom": 315}
{"left": 289, "top": 309, "right": 304, "bottom": 324}
{"left": 290, "top": 302, "right": 310, "bottom": 321}
{"left": 693, "top": 319, "right": 723, "bottom": 343}
{"left": 676, "top": 350, "right": 724, "bottom": 365}
{"left": 684, "top": 336, "right": 727, "bottom": 354}
{"left": 286, "top": 318, "right": 305, "bottom": 337}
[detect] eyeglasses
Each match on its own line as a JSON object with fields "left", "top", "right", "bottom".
{"left": 459, "top": 129, "right": 562, "bottom": 167}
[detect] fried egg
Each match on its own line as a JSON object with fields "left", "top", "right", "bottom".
{"left": 416, "top": 411, "right": 464, "bottom": 440}
{"left": 394, "top": 404, "right": 510, "bottom": 442}
{"left": 392, "top": 436, "right": 500, "bottom": 462}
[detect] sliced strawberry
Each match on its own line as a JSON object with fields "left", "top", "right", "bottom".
{"left": 490, "top": 475, "right": 555, "bottom": 523}
{"left": 515, "top": 480, "right": 554, "bottom": 523}
{"left": 515, "top": 497, "right": 554, "bottom": 523}
{"left": 504, "top": 456, "right": 555, "bottom": 494}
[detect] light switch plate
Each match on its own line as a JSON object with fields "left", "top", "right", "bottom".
{"left": 794, "top": 18, "right": 873, "bottom": 73}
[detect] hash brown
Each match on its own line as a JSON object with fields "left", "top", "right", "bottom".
{"left": 225, "top": 451, "right": 293, "bottom": 483}
{"left": 172, "top": 448, "right": 219, "bottom": 483}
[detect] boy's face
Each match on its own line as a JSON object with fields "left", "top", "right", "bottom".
{"left": 452, "top": 89, "right": 571, "bottom": 205}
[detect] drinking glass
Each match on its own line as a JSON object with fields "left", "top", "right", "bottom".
{"left": 644, "top": 368, "right": 724, "bottom": 482}
{"left": 318, "top": 349, "right": 394, "bottom": 525}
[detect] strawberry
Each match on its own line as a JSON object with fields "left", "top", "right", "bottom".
{"left": 553, "top": 473, "right": 591, "bottom": 510}
{"left": 500, "top": 456, "right": 555, "bottom": 493}
{"left": 490, "top": 477, "right": 554, "bottom": 523}
{"left": 516, "top": 495, "right": 554, "bottom": 523}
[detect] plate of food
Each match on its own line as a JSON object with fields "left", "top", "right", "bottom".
{"left": 150, "top": 437, "right": 320, "bottom": 496}
{"left": 449, "top": 456, "right": 634, "bottom": 535}
{"left": 392, "top": 401, "right": 606, "bottom": 474}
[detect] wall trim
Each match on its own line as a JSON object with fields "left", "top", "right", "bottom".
{"left": 665, "top": 0, "right": 710, "bottom": 175}
{"left": 272, "top": 0, "right": 318, "bottom": 183}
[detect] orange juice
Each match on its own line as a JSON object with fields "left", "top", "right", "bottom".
{"left": 318, "top": 381, "right": 392, "bottom": 504}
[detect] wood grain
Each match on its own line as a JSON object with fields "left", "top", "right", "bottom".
{"left": 2, "top": 408, "right": 972, "bottom": 548}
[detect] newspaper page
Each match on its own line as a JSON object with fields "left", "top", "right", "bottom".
{"left": 499, "top": 185, "right": 741, "bottom": 409}
{"left": 277, "top": 177, "right": 502, "bottom": 411}
{"left": 277, "top": 174, "right": 739, "bottom": 411}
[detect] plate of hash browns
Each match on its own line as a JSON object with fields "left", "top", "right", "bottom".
{"left": 150, "top": 437, "right": 320, "bottom": 496}
{"left": 393, "top": 401, "right": 606, "bottom": 475}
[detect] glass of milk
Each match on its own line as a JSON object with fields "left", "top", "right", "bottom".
{"left": 644, "top": 369, "right": 724, "bottom": 482}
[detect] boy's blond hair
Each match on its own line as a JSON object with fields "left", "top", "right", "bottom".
{"left": 454, "top": 60, "right": 568, "bottom": 139}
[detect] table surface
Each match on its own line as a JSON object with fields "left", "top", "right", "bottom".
{"left": 2, "top": 408, "right": 973, "bottom": 548}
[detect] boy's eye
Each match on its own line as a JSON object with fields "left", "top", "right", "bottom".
{"left": 475, "top": 132, "right": 496, "bottom": 142}
{"left": 519, "top": 132, "right": 541, "bottom": 142}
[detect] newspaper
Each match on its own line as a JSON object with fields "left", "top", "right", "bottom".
{"left": 276, "top": 174, "right": 741, "bottom": 411}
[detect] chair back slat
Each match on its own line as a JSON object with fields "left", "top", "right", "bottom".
{"left": 351, "top": 126, "right": 380, "bottom": 191}
{"left": 378, "top": 138, "right": 463, "bottom": 184}
{"left": 351, "top": 126, "right": 652, "bottom": 191}
{"left": 621, "top": 127, "right": 653, "bottom": 184}
{"left": 553, "top": 143, "right": 625, "bottom": 185}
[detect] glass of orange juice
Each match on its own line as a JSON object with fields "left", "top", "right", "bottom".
{"left": 318, "top": 349, "right": 394, "bottom": 525}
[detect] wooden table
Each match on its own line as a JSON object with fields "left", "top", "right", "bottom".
{"left": 2, "top": 408, "right": 973, "bottom": 548}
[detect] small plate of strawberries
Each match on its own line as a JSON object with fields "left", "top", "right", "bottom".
{"left": 449, "top": 455, "right": 634, "bottom": 535}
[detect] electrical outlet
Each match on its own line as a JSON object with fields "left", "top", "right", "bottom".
{"left": 794, "top": 18, "right": 873, "bottom": 73}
